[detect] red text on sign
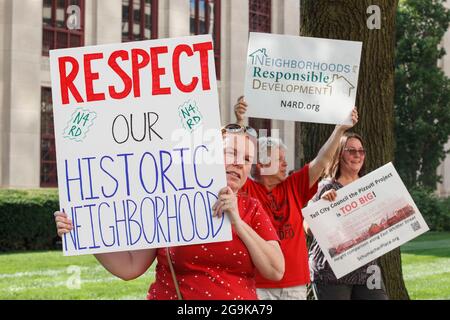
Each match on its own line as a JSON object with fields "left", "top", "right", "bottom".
{"left": 57, "top": 41, "right": 213, "bottom": 105}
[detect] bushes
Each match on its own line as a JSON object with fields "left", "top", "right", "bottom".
{"left": 0, "top": 189, "right": 60, "bottom": 251}
{"left": 410, "top": 187, "right": 450, "bottom": 231}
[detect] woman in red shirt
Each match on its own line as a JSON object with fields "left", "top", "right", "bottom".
{"left": 54, "top": 125, "right": 284, "bottom": 300}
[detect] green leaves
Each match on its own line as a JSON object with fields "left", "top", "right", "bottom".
{"left": 395, "top": 0, "right": 450, "bottom": 188}
{"left": 409, "top": 187, "right": 450, "bottom": 231}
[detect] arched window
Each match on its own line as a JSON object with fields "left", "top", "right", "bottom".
{"left": 122, "top": 0, "right": 158, "bottom": 42}
{"left": 42, "top": 0, "right": 85, "bottom": 56}
{"left": 190, "top": 0, "right": 221, "bottom": 79}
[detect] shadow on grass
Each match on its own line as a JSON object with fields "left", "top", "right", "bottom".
{"left": 400, "top": 232, "right": 450, "bottom": 258}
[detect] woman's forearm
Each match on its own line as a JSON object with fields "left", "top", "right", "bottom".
{"left": 94, "top": 249, "right": 157, "bottom": 280}
{"left": 308, "top": 126, "right": 346, "bottom": 187}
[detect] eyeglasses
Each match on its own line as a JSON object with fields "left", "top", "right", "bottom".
{"left": 221, "top": 123, "right": 257, "bottom": 139}
{"left": 343, "top": 148, "right": 366, "bottom": 156}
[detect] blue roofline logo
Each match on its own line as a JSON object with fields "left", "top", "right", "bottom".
{"left": 249, "top": 48, "right": 269, "bottom": 65}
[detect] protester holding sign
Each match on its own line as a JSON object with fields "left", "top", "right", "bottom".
{"left": 305, "top": 132, "right": 388, "bottom": 300}
{"left": 234, "top": 97, "right": 358, "bottom": 300}
{"left": 50, "top": 35, "right": 237, "bottom": 256}
{"left": 54, "top": 128, "right": 284, "bottom": 300}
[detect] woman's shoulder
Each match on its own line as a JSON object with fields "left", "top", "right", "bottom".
{"left": 314, "top": 178, "right": 342, "bottom": 200}
{"left": 237, "top": 192, "right": 262, "bottom": 209}
{"left": 321, "top": 178, "right": 343, "bottom": 189}
{"left": 237, "top": 193, "right": 271, "bottom": 220}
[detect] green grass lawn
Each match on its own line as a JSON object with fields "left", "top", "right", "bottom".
{"left": 0, "top": 232, "right": 449, "bottom": 299}
{"left": 0, "top": 251, "right": 155, "bottom": 299}
{"left": 401, "top": 231, "right": 450, "bottom": 300}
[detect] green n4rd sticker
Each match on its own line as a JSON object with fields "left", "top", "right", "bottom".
{"left": 63, "top": 108, "right": 97, "bottom": 142}
{"left": 178, "top": 100, "right": 203, "bottom": 132}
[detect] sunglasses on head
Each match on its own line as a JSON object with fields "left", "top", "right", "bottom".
{"left": 343, "top": 148, "right": 366, "bottom": 156}
{"left": 221, "top": 123, "right": 258, "bottom": 139}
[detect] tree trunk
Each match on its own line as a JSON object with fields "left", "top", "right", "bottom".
{"left": 299, "top": 0, "right": 409, "bottom": 299}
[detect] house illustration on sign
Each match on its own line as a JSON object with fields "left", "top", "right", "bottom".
{"left": 326, "top": 74, "right": 355, "bottom": 97}
{"left": 249, "top": 48, "right": 269, "bottom": 64}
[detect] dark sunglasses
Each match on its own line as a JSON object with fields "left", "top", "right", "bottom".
{"left": 221, "top": 123, "right": 258, "bottom": 139}
{"left": 343, "top": 148, "right": 366, "bottom": 156}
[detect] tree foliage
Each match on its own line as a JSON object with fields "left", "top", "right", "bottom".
{"left": 395, "top": 0, "right": 450, "bottom": 189}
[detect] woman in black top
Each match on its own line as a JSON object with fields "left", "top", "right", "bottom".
{"left": 306, "top": 132, "right": 388, "bottom": 300}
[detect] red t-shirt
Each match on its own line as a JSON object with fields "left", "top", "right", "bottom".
{"left": 147, "top": 194, "right": 279, "bottom": 300}
{"left": 239, "top": 164, "right": 318, "bottom": 288}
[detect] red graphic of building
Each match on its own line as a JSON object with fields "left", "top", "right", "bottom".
{"left": 328, "top": 204, "right": 415, "bottom": 258}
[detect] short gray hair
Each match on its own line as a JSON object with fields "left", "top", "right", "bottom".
{"left": 257, "top": 137, "right": 287, "bottom": 164}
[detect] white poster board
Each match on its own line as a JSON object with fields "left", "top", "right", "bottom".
{"left": 303, "top": 162, "right": 429, "bottom": 279}
{"left": 49, "top": 35, "right": 230, "bottom": 256}
{"left": 244, "top": 32, "right": 362, "bottom": 125}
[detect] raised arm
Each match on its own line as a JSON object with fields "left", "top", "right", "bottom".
{"left": 308, "top": 108, "right": 358, "bottom": 188}
{"left": 54, "top": 211, "right": 156, "bottom": 280}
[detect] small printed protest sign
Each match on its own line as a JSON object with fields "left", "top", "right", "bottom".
{"left": 244, "top": 32, "right": 362, "bottom": 125}
{"left": 49, "top": 35, "right": 229, "bottom": 256}
{"left": 303, "top": 162, "right": 429, "bottom": 279}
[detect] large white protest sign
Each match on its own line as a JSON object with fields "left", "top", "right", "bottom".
{"left": 303, "top": 162, "right": 429, "bottom": 279}
{"left": 244, "top": 32, "right": 362, "bottom": 125}
{"left": 49, "top": 35, "right": 230, "bottom": 256}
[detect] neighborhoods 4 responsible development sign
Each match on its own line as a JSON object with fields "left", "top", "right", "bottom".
{"left": 303, "top": 162, "right": 429, "bottom": 279}
{"left": 49, "top": 35, "right": 229, "bottom": 256}
{"left": 244, "top": 33, "right": 362, "bottom": 125}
